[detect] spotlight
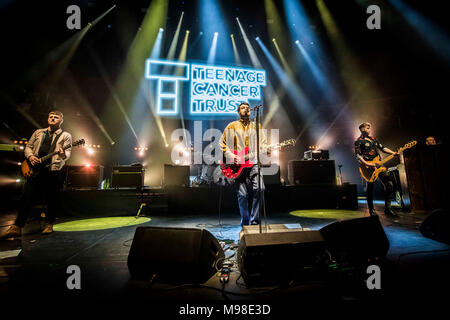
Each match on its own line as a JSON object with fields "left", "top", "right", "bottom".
{"left": 255, "top": 37, "right": 260, "bottom": 41}
{"left": 272, "top": 38, "right": 276, "bottom": 42}
{"left": 186, "top": 30, "right": 190, "bottom": 34}
{"left": 214, "top": 32, "right": 218, "bottom": 36}
{"left": 295, "top": 40, "right": 300, "bottom": 44}
{"left": 159, "top": 28, "right": 164, "bottom": 32}
{"left": 200, "top": 32, "right": 204, "bottom": 35}
{"left": 85, "top": 163, "right": 91, "bottom": 167}
{"left": 138, "top": 150, "right": 144, "bottom": 157}
{"left": 111, "top": 141, "right": 115, "bottom": 145}
{"left": 87, "top": 148, "right": 94, "bottom": 155}
{"left": 15, "top": 179, "right": 21, "bottom": 183}
{"left": 19, "top": 146, "right": 24, "bottom": 150}
{"left": 17, "top": 162, "right": 22, "bottom": 166}
{"left": 13, "top": 140, "right": 18, "bottom": 144}
{"left": 165, "top": 143, "right": 169, "bottom": 148}
{"left": 230, "top": 34, "right": 234, "bottom": 38}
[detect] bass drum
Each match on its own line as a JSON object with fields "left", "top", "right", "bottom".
{"left": 213, "top": 165, "right": 234, "bottom": 186}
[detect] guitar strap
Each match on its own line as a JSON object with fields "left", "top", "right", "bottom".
{"left": 48, "top": 131, "right": 64, "bottom": 155}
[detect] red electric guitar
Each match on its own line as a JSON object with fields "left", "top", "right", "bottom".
{"left": 219, "top": 139, "right": 296, "bottom": 180}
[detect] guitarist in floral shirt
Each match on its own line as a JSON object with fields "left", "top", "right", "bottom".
{"left": 355, "top": 122, "right": 398, "bottom": 217}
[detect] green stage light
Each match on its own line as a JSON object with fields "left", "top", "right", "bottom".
{"left": 289, "top": 209, "right": 364, "bottom": 220}
{"left": 54, "top": 217, "right": 151, "bottom": 232}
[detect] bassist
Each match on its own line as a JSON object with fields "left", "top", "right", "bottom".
{"left": 1, "top": 110, "right": 72, "bottom": 239}
{"left": 355, "top": 122, "right": 398, "bottom": 217}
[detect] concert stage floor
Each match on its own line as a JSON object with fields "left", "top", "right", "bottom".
{"left": 1, "top": 200, "right": 449, "bottom": 315}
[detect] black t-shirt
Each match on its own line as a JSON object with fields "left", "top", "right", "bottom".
{"left": 354, "top": 135, "right": 385, "bottom": 161}
{"left": 38, "top": 130, "right": 54, "bottom": 158}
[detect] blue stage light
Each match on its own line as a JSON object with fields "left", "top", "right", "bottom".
{"left": 199, "top": 0, "right": 233, "bottom": 62}
{"left": 389, "top": 0, "right": 450, "bottom": 64}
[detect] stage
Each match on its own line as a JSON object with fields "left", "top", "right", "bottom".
{"left": 1, "top": 200, "right": 449, "bottom": 313}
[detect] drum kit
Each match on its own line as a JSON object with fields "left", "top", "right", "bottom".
{"left": 191, "top": 152, "right": 233, "bottom": 187}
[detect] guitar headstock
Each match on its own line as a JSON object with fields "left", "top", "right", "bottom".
{"left": 399, "top": 140, "right": 417, "bottom": 152}
{"left": 72, "top": 139, "right": 85, "bottom": 147}
{"left": 279, "top": 139, "right": 296, "bottom": 148}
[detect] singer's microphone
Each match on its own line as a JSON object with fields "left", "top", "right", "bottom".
{"left": 250, "top": 105, "right": 262, "bottom": 111}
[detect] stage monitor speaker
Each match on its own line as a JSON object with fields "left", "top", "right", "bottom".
{"left": 238, "top": 225, "right": 327, "bottom": 287}
{"left": 288, "top": 160, "right": 336, "bottom": 185}
{"left": 419, "top": 209, "right": 450, "bottom": 245}
{"left": 66, "top": 165, "right": 103, "bottom": 189}
{"left": 319, "top": 216, "right": 389, "bottom": 265}
{"left": 263, "top": 164, "right": 280, "bottom": 185}
{"left": 164, "top": 164, "right": 190, "bottom": 187}
{"left": 111, "top": 165, "right": 143, "bottom": 188}
{"left": 128, "top": 226, "right": 224, "bottom": 284}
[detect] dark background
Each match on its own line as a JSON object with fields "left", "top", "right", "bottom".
{"left": 0, "top": 0, "right": 448, "bottom": 189}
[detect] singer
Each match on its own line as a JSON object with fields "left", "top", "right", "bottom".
{"left": 220, "top": 102, "right": 267, "bottom": 226}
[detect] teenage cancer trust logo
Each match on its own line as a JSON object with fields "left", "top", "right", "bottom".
{"left": 145, "top": 59, "right": 266, "bottom": 116}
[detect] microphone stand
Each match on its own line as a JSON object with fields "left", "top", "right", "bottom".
{"left": 251, "top": 105, "right": 265, "bottom": 234}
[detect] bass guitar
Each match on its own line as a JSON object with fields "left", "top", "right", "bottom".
{"left": 220, "top": 139, "right": 296, "bottom": 180}
{"left": 359, "top": 140, "right": 416, "bottom": 182}
{"left": 21, "top": 139, "right": 85, "bottom": 179}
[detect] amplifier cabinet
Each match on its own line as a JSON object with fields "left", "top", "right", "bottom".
{"left": 111, "top": 165, "right": 144, "bottom": 188}
{"left": 288, "top": 160, "right": 336, "bottom": 185}
{"left": 164, "top": 164, "right": 190, "bottom": 187}
{"left": 66, "top": 165, "right": 104, "bottom": 189}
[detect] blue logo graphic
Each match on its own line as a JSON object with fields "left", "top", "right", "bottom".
{"left": 145, "top": 59, "right": 266, "bottom": 116}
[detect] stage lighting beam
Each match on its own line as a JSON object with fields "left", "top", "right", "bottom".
{"left": 166, "top": 12, "right": 185, "bottom": 60}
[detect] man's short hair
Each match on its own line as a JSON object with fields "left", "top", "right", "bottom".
{"left": 49, "top": 110, "right": 63, "bottom": 118}
{"left": 359, "top": 122, "right": 371, "bottom": 130}
{"left": 238, "top": 102, "right": 250, "bottom": 112}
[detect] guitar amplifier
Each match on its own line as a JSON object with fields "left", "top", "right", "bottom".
{"left": 304, "top": 149, "right": 329, "bottom": 160}
{"left": 111, "top": 165, "right": 144, "bottom": 188}
{"left": 288, "top": 160, "right": 336, "bottom": 185}
{"left": 263, "top": 164, "right": 281, "bottom": 185}
{"left": 66, "top": 165, "right": 104, "bottom": 189}
{"left": 164, "top": 164, "right": 190, "bottom": 187}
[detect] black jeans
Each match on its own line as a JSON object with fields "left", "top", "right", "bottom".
{"left": 366, "top": 171, "right": 394, "bottom": 212}
{"left": 15, "top": 169, "right": 63, "bottom": 227}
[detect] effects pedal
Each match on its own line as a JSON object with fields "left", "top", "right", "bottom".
{"left": 219, "top": 266, "right": 230, "bottom": 283}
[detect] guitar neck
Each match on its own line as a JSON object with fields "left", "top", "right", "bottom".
{"left": 378, "top": 153, "right": 395, "bottom": 166}
{"left": 374, "top": 141, "right": 416, "bottom": 167}
{"left": 243, "top": 141, "right": 293, "bottom": 160}
{"left": 378, "top": 147, "right": 405, "bottom": 166}
{"left": 40, "top": 144, "right": 71, "bottom": 161}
